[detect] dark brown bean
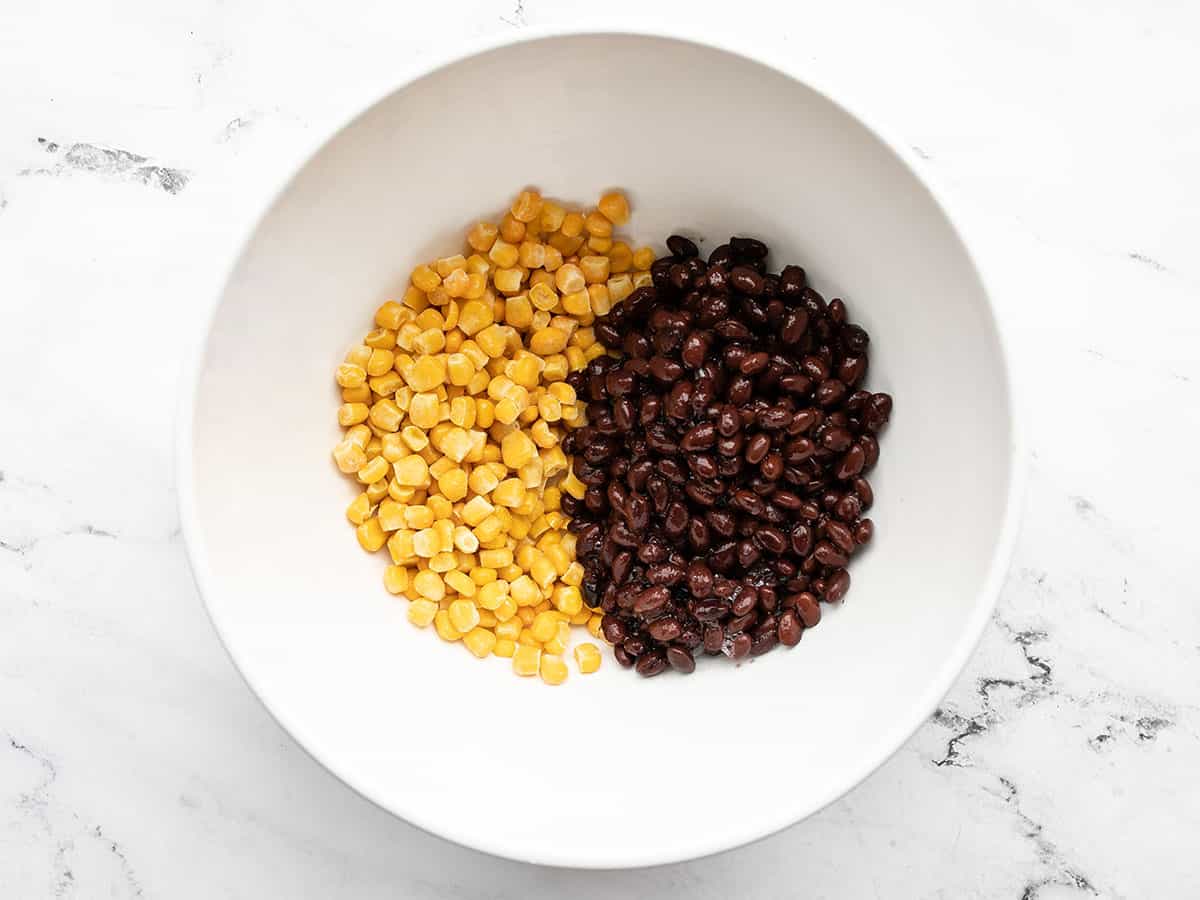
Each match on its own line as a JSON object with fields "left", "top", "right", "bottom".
{"left": 667, "top": 234, "right": 699, "bottom": 258}
{"left": 825, "top": 520, "right": 856, "bottom": 554}
{"left": 813, "top": 541, "right": 849, "bottom": 567}
{"left": 824, "top": 569, "right": 851, "bottom": 603}
{"left": 680, "top": 421, "right": 716, "bottom": 451}
{"left": 636, "top": 651, "right": 668, "bottom": 677}
{"left": 724, "top": 631, "right": 752, "bottom": 660}
{"left": 633, "top": 585, "right": 671, "bottom": 616}
{"left": 745, "top": 433, "right": 771, "bottom": 464}
{"left": 854, "top": 519, "right": 874, "bottom": 545}
{"left": 794, "top": 591, "right": 821, "bottom": 627}
{"left": 666, "top": 646, "right": 696, "bottom": 673}
{"left": 730, "top": 266, "right": 765, "bottom": 295}
{"left": 778, "top": 610, "right": 802, "bottom": 646}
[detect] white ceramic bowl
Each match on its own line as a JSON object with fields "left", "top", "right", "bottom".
{"left": 179, "top": 29, "right": 1021, "bottom": 868}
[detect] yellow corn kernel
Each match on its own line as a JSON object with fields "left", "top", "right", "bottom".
{"left": 430, "top": 494, "right": 453, "bottom": 521}
{"left": 493, "top": 267, "right": 523, "bottom": 294}
{"left": 540, "top": 355, "right": 567, "bottom": 383}
{"left": 508, "top": 356, "right": 541, "bottom": 390}
{"left": 530, "top": 556, "right": 557, "bottom": 591}
{"left": 437, "top": 468, "right": 467, "bottom": 502}
{"left": 489, "top": 480, "right": 528, "bottom": 508}
{"left": 516, "top": 607, "right": 536, "bottom": 627}
{"left": 546, "top": 382, "right": 575, "bottom": 404}
{"left": 476, "top": 580, "right": 508, "bottom": 610}
{"left": 510, "top": 189, "right": 543, "bottom": 223}
{"left": 579, "top": 255, "right": 611, "bottom": 284}
{"left": 545, "top": 542, "right": 571, "bottom": 575}
{"left": 413, "top": 569, "right": 446, "bottom": 602}
{"left": 608, "top": 240, "right": 633, "bottom": 274}
{"left": 528, "top": 419, "right": 556, "bottom": 449}
{"left": 467, "top": 221, "right": 498, "bottom": 253}
{"left": 587, "top": 234, "right": 612, "bottom": 254}
{"left": 365, "top": 348, "right": 392, "bottom": 377}
{"left": 559, "top": 564, "right": 584, "bottom": 592}
{"left": 544, "top": 620, "right": 570, "bottom": 655}
{"left": 457, "top": 300, "right": 494, "bottom": 337}
{"left": 497, "top": 430, "right": 534, "bottom": 470}
{"left": 364, "top": 327, "right": 397, "bottom": 350}
{"left": 510, "top": 574, "right": 541, "bottom": 607}
{"left": 445, "top": 354, "right": 474, "bottom": 387}
{"left": 559, "top": 289, "right": 589, "bottom": 316}
{"left": 332, "top": 440, "right": 366, "bottom": 474}
{"left": 338, "top": 403, "right": 370, "bottom": 427}
{"left": 488, "top": 238, "right": 519, "bottom": 269}
{"left": 412, "top": 264, "right": 441, "bottom": 293}
{"left": 530, "top": 610, "right": 560, "bottom": 643}
{"left": 586, "top": 614, "right": 604, "bottom": 638}
{"left": 540, "top": 200, "right": 566, "bottom": 234}
{"left": 392, "top": 454, "right": 429, "bottom": 487}
{"left": 581, "top": 209, "right": 610, "bottom": 237}
{"left": 407, "top": 598, "right": 438, "bottom": 627}
{"left": 394, "top": 427, "right": 426, "bottom": 455}
{"left": 528, "top": 281, "right": 558, "bottom": 312}
{"left": 386, "top": 528, "right": 415, "bottom": 563}
{"left": 529, "top": 327, "right": 569, "bottom": 355}
{"left": 382, "top": 564, "right": 410, "bottom": 595}
{"left": 356, "top": 455, "right": 389, "bottom": 485}
{"left": 453, "top": 525, "right": 479, "bottom": 554}
{"left": 501, "top": 293, "right": 533, "bottom": 329}
{"left": 375, "top": 300, "right": 406, "bottom": 329}
{"left": 398, "top": 504, "right": 431, "bottom": 530}
{"left": 433, "top": 609, "right": 462, "bottom": 641}
{"left": 447, "top": 598, "right": 480, "bottom": 633}
{"left": 499, "top": 563, "right": 524, "bottom": 583}
{"left": 463, "top": 627, "right": 497, "bottom": 659}
{"left": 574, "top": 642, "right": 602, "bottom": 674}
{"left": 554, "top": 263, "right": 585, "bottom": 295}
{"left": 365, "top": 398, "right": 400, "bottom": 432}
{"left": 495, "top": 618, "right": 522, "bottom": 642}
{"left": 500, "top": 211, "right": 525, "bottom": 244}
{"left": 402, "top": 285, "right": 428, "bottom": 311}
{"left": 565, "top": 346, "right": 587, "bottom": 371}
{"left": 512, "top": 644, "right": 541, "bottom": 676}
{"left": 434, "top": 255, "right": 466, "bottom": 279}
{"left": 444, "top": 569, "right": 476, "bottom": 597}
{"left": 462, "top": 498, "right": 496, "bottom": 530}
{"left": 493, "top": 638, "right": 516, "bottom": 657}
{"left": 356, "top": 518, "right": 386, "bottom": 552}
{"left": 491, "top": 397, "right": 518, "bottom": 425}
{"left": 476, "top": 608, "right": 498, "bottom": 628}
{"left": 479, "top": 547, "right": 514, "bottom": 568}
{"left": 561, "top": 470, "right": 586, "bottom": 500}
{"left": 429, "top": 551, "right": 457, "bottom": 573}
{"left": 405, "top": 356, "right": 444, "bottom": 393}
{"left": 336, "top": 363, "right": 367, "bottom": 389}
{"left": 345, "top": 493, "right": 371, "bottom": 525}
{"left": 518, "top": 627, "right": 539, "bottom": 646}
{"left": 402, "top": 393, "right": 435, "bottom": 429}
{"left": 552, "top": 584, "right": 583, "bottom": 616}
{"left": 346, "top": 345, "right": 372, "bottom": 368}
{"left": 517, "top": 239, "right": 546, "bottom": 268}
{"left": 372, "top": 498, "right": 401, "bottom": 531}
{"left": 475, "top": 324, "right": 510, "bottom": 358}
{"left": 414, "top": 527, "right": 442, "bottom": 557}
{"left": 441, "top": 268, "right": 470, "bottom": 299}
{"left": 414, "top": 328, "right": 446, "bottom": 355}
{"left": 449, "top": 396, "right": 476, "bottom": 430}
{"left": 597, "top": 191, "right": 630, "bottom": 225}
{"left": 539, "top": 653, "right": 568, "bottom": 685}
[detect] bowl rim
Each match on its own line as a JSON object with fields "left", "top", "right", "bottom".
{"left": 175, "top": 23, "right": 1026, "bottom": 869}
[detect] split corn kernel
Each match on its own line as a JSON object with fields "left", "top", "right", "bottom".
{"left": 512, "top": 644, "right": 541, "bottom": 676}
{"left": 574, "top": 642, "right": 602, "bottom": 673}
{"left": 539, "top": 653, "right": 568, "bottom": 685}
{"left": 333, "top": 188, "right": 646, "bottom": 681}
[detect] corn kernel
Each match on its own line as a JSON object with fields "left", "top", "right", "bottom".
{"left": 574, "top": 642, "right": 602, "bottom": 673}
{"left": 356, "top": 518, "right": 386, "bottom": 552}
{"left": 479, "top": 547, "right": 514, "bottom": 568}
{"left": 493, "top": 638, "right": 516, "bottom": 657}
{"left": 554, "top": 263, "right": 585, "bottom": 295}
{"left": 512, "top": 644, "right": 541, "bottom": 676}
{"left": 444, "top": 569, "right": 476, "bottom": 597}
{"left": 433, "top": 610, "right": 462, "bottom": 641}
{"left": 488, "top": 239, "right": 519, "bottom": 269}
{"left": 510, "top": 574, "right": 541, "bottom": 607}
{"left": 579, "top": 255, "right": 610, "bottom": 284}
{"left": 552, "top": 584, "right": 583, "bottom": 615}
{"left": 407, "top": 598, "right": 438, "bottom": 627}
{"left": 356, "top": 455, "right": 389, "bottom": 485}
{"left": 529, "top": 327, "right": 568, "bottom": 355}
{"left": 333, "top": 440, "right": 366, "bottom": 474}
{"left": 429, "top": 551, "right": 457, "bottom": 573}
{"left": 476, "top": 580, "right": 508, "bottom": 610}
{"left": 463, "top": 627, "right": 497, "bottom": 658}
{"left": 345, "top": 493, "right": 372, "bottom": 525}
{"left": 539, "top": 653, "right": 568, "bottom": 685}
{"left": 447, "top": 598, "right": 480, "bottom": 633}
{"left": 383, "top": 565, "right": 410, "bottom": 595}
{"left": 530, "top": 610, "right": 559, "bottom": 643}
{"left": 338, "top": 403, "right": 370, "bottom": 427}
{"left": 467, "top": 221, "right": 498, "bottom": 253}
{"left": 411, "top": 570, "right": 445, "bottom": 603}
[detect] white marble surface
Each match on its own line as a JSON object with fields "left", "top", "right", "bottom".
{"left": 2, "top": 0, "right": 1198, "bottom": 896}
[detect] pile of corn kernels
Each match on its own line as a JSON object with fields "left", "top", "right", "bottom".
{"left": 332, "top": 189, "right": 653, "bottom": 684}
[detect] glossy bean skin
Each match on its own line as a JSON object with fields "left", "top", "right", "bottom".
{"left": 566, "top": 234, "right": 892, "bottom": 675}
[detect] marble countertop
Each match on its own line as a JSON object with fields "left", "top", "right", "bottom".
{"left": 3, "top": 1, "right": 1198, "bottom": 896}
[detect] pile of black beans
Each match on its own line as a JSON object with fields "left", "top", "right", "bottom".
{"left": 560, "top": 235, "right": 892, "bottom": 676}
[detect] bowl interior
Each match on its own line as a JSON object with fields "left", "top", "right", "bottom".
{"left": 185, "top": 33, "right": 1014, "bottom": 867}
